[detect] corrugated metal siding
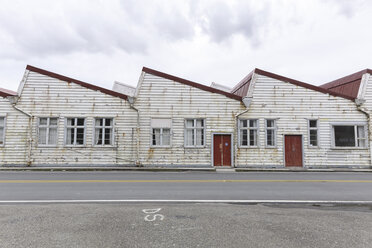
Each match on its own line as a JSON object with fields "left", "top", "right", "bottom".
{"left": 135, "top": 73, "right": 245, "bottom": 167}
{"left": 0, "top": 98, "right": 29, "bottom": 165}
{"left": 236, "top": 75, "right": 370, "bottom": 168}
{"left": 14, "top": 71, "right": 137, "bottom": 166}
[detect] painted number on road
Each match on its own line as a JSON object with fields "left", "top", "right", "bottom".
{"left": 142, "top": 208, "right": 164, "bottom": 222}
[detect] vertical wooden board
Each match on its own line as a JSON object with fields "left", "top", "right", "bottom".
{"left": 222, "top": 135, "right": 231, "bottom": 166}
{"left": 213, "top": 135, "right": 222, "bottom": 166}
{"left": 285, "top": 135, "right": 303, "bottom": 167}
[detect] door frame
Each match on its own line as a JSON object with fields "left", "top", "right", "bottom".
{"left": 211, "top": 133, "right": 234, "bottom": 167}
{"left": 283, "top": 134, "right": 304, "bottom": 167}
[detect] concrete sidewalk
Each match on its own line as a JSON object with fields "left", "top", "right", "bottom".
{"left": 0, "top": 166, "right": 372, "bottom": 172}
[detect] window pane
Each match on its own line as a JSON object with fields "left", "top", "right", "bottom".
{"left": 48, "top": 128, "right": 57, "bottom": 145}
{"left": 196, "top": 119, "right": 203, "bottom": 127}
{"left": 266, "top": 120, "right": 274, "bottom": 128}
{"left": 249, "top": 130, "right": 257, "bottom": 146}
{"left": 250, "top": 120, "right": 257, "bottom": 128}
{"left": 310, "top": 130, "right": 317, "bottom": 146}
{"left": 186, "top": 120, "right": 194, "bottom": 128}
{"left": 67, "top": 118, "right": 74, "bottom": 126}
{"left": 39, "top": 118, "right": 47, "bottom": 125}
{"left": 50, "top": 118, "right": 58, "bottom": 126}
{"left": 240, "top": 129, "right": 248, "bottom": 146}
{"left": 0, "top": 127, "right": 3, "bottom": 144}
{"left": 358, "top": 139, "right": 366, "bottom": 147}
{"left": 240, "top": 120, "right": 247, "bottom": 128}
{"left": 267, "top": 130, "right": 274, "bottom": 146}
{"left": 152, "top": 129, "right": 160, "bottom": 146}
{"left": 162, "top": 129, "right": 171, "bottom": 146}
{"left": 76, "top": 128, "right": 84, "bottom": 145}
{"left": 334, "top": 126, "right": 355, "bottom": 147}
{"left": 66, "top": 128, "right": 74, "bottom": 145}
{"left": 77, "top": 118, "right": 85, "bottom": 126}
{"left": 38, "top": 128, "right": 47, "bottom": 144}
{"left": 186, "top": 129, "right": 194, "bottom": 146}
{"left": 309, "top": 120, "right": 317, "bottom": 128}
{"left": 104, "top": 128, "right": 112, "bottom": 145}
{"left": 95, "top": 119, "right": 103, "bottom": 127}
{"left": 105, "top": 118, "right": 112, "bottom": 126}
{"left": 357, "top": 126, "right": 365, "bottom": 138}
{"left": 95, "top": 128, "right": 103, "bottom": 145}
{"left": 0, "top": 117, "right": 4, "bottom": 126}
{"left": 196, "top": 129, "right": 203, "bottom": 146}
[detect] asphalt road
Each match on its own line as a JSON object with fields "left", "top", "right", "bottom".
{"left": 0, "top": 203, "right": 371, "bottom": 248}
{"left": 0, "top": 171, "right": 371, "bottom": 201}
{"left": 1, "top": 171, "right": 372, "bottom": 247}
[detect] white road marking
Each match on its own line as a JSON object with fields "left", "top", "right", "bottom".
{"left": 0, "top": 200, "right": 371, "bottom": 204}
{"left": 142, "top": 208, "right": 164, "bottom": 222}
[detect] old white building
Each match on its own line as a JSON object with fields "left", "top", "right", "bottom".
{"left": 6, "top": 65, "right": 137, "bottom": 166}
{"left": 0, "top": 65, "right": 371, "bottom": 168}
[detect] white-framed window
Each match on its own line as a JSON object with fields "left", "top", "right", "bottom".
{"left": 38, "top": 117, "right": 58, "bottom": 146}
{"left": 185, "top": 119, "right": 205, "bottom": 147}
{"left": 94, "top": 118, "right": 114, "bottom": 146}
{"left": 332, "top": 124, "right": 367, "bottom": 148}
{"left": 0, "top": 117, "right": 5, "bottom": 146}
{"left": 151, "top": 118, "right": 172, "bottom": 147}
{"left": 239, "top": 119, "right": 258, "bottom": 147}
{"left": 65, "top": 117, "right": 85, "bottom": 146}
{"left": 265, "top": 119, "right": 276, "bottom": 147}
{"left": 308, "top": 119, "right": 318, "bottom": 147}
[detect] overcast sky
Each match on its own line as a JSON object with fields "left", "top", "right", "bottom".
{"left": 0, "top": 0, "right": 371, "bottom": 92}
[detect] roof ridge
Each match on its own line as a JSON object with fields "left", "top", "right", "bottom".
{"left": 320, "top": 69, "right": 371, "bottom": 89}
{"left": 0, "top": 87, "right": 17, "bottom": 98}
{"left": 253, "top": 68, "right": 355, "bottom": 101}
{"left": 26, "top": 65, "right": 128, "bottom": 100}
{"left": 142, "top": 67, "right": 242, "bottom": 101}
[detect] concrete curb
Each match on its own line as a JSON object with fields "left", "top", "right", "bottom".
{"left": 0, "top": 167, "right": 216, "bottom": 172}
{"left": 235, "top": 168, "right": 372, "bottom": 173}
{"left": 0, "top": 167, "right": 371, "bottom": 172}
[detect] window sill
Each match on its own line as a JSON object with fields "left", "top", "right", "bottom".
{"left": 331, "top": 147, "right": 368, "bottom": 150}
{"left": 37, "top": 145, "right": 58, "bottom": 148}
{"left": 92, "top": 145, "right": 117, "bottom": 148}
{"left": 238, "top": 146, "right": 260, "bottom": 149}
{"left": 184, "top": 146, "right": 206, "bottom": 149}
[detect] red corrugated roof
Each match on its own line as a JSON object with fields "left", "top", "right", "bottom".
{"left": 231, "top": 68, "right": 355, "bottom": 101}
{"left": 0, "top": 87, "right": 17, "bottom": 98}
{"left": 320, "top": 69, "right": 372, "bottom": 99}
{"left": 26, "top": 65, "right": 128, "bottom": 100}
{"left": 142, "top": 67, "right": 243, "bottom": 101}
{"left": 230, "top": 71, "right": 253, "bottom": 97}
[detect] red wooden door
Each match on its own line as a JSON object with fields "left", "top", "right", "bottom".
{"left": 213, "top": 134, "right": 231, "bottom": 166}
{"left": 285, "top": 135, "right": 303, "bottom": 167}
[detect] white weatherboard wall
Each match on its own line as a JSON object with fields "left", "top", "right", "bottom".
{"left": 0, "top": 97, "right": 28, "bottom": 165}
{"left": 15, "top": 71, "right": 137, "bottom": 166}
{"left": 134, "top": 72, "right": 245, "bottom": 167}
{"left": 237, "top": 74, "right": 370, "bottom": 168}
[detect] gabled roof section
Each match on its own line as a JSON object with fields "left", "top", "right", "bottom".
{"left": 230, "top": 70, "right": 254, "bottom": 97}
{"left": 320, "top": 69, "right": 372, "bottom": 100}
{"left": 231, "top": 68, "right": 355, "bottom": 101}
{"left": 0, "top": 87, "right": 17, "bottom": 98}
{"left": 142, "top": 67, "right": 242, "bottom": 101}
{"left": 26, "top": 65, "right": 128, "bottom": 100}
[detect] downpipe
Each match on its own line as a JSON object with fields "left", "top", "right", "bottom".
{"left": 234, "top": 97, "right": 252, "bottom": 168}
{"left": 357, "top": 104, "right": 372, "bottom": 168}
{"left": 11, "top": 104, "right": 33, "bottom": 166}
{"left": 129, "top": 104, "right": 141, "bottom": 167}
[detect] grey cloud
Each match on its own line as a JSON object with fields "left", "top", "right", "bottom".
{"left": 192, "top": 1, "right": 270, "bottom": 45}
{"left": 326, "top": 0, "right": 367, "bottom": 18}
